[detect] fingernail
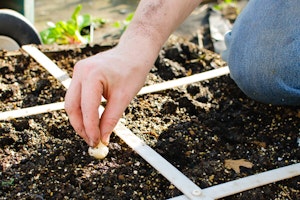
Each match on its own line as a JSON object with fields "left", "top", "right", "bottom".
{"left": 101, "top": 135, "right": 110, "bottom": 146}
{"left": 88, "top": 138, "right": 96, "bottom": 147}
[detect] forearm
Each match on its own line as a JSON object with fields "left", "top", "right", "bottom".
{"left": 65, "top": 0, "right": 202, "bottom": 147}
{"left": 117, "top": 0, "right": 202, "bottom": 67}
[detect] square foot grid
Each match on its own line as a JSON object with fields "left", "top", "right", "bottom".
{"left": 0, "top": 43, "right": 299, "bottom": 199}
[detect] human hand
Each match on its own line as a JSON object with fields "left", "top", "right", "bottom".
{"left": 65, "top": 0, "right": 202, "bottom": 147}
{"left": 64, "top": 46, "right": 152, "bottom": 147}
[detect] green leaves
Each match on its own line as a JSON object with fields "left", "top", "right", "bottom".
{"left": 72, "top": 5, "right": 92, "bottom": 31}
{"left": 40, "top": 4, "right": 106, "bottom": 45}
{"left": 113, "top": 12, "right": 134, "bottom": 34}
{"left": 1, "top": 178, "right": 14, "bottom": 186}
{"left": 213, "top": 0, "right": 236, "bottom": 11}
{"left": 40, "top": 4, "right": 134, "bottom": 45}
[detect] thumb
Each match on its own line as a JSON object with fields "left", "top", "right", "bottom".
{"left": 99, "top": 97, "right": 129, "bottom": 145}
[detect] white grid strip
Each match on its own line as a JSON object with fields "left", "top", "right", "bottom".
{"left": 0, "top": 45, "right": 298, "bottom": 199}
{"left": 0, "top": 60, "right": 229, "bottom": 120}
{"left": 0, "top": 102, "right": 64, "bottom": 120}
{"left": 168, "top": 163, "right": 300, "bottom": 200}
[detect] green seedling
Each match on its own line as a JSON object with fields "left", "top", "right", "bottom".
{"left": 1, "top": 178, "right": 14, "bottom": 186}
{"left": 213, "top": 0, "right": 237, "bottom": 10}
{"left": 213, "top": 0, "right": 240, "bottom": 22}
{"left": 40, "top": 4, "right": 106, "bottom": 45}
{"left": 113, "top": 12, "right": 134, "bottom": 35}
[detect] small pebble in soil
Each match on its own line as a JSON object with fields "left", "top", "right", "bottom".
{"left": 88, "top": 141, "right": 109, "bottom": 159}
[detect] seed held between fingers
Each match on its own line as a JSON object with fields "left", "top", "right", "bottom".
{"left": 88, "top": 141, "right": 109, "bottom": 159}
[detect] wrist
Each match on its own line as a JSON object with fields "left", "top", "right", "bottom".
{"left": 116, "top": 22, "right": 166, "bottom": 66}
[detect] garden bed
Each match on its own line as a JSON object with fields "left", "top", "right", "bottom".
{"left": 0, "top": 37, "right": 299, "bottom": 199}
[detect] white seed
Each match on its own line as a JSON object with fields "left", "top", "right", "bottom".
{"left": 88, "top": 141, "right": 109, "bottom": 159}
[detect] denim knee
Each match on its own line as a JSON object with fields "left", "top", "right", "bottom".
{"left": 222, "top": 0, "right": 300, "bottom": 105}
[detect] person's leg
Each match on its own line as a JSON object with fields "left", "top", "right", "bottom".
{"left": 222, "top": 0, "right": 300, "bottom": 105}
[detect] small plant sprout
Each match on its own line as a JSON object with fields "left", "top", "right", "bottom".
{"left": 213, "top": 0, "right": 237, "bottom": 10}
{"left": 40, "top": 4, "right": 106, "bottom": 45}
{"left": 88, "top": 141, "right": 109, "bottom": 159}
{"left": 213, "top": 0, "right": 239, "bottom": 22}
{"left": 113, "top": 12, "right": 134, "bottom": 34}
{"left": 1, "top": 178, "right": 14, "bottom": 186}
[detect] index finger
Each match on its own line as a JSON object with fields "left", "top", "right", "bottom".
{"left": 64, "top": 78, "right": 89, "bottom": 144}
{"left": 81, "top": 77, "right": 104, "bottom": 147}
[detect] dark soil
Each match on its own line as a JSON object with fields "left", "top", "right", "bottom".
{"left": 0, "top": 36, "right": 299, "bottom": 200}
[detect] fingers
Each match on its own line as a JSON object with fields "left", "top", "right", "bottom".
{"left": 65, "top": 58, "right": 109, "bottom": 147}
{"left": 99, "top": 93, "right": 131, "bottom": 145}
{"left": 64, "top": 78, "right": 90, "bottom": 145}
{"left": 65, "top": 60, "right": 102, "bottom": 147}
{"left": 80, "top": 76, "right": 103, "bottom": 147}
{"left": 65, "top": 51, "right": 144, "bottom": 148}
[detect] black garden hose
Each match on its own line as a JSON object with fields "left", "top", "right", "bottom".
{"left": 0, "top": 9, "right": 41, "bottom": 50}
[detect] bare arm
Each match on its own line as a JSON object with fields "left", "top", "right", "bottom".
{"left": 119, "top": 0, "right": 202, "bottom": 66}
{"left": 64, "top": 0, "right": 202, "bottom": 147}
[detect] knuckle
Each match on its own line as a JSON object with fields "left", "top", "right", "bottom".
{"left": 104, "top": 117, "right": 119, "bottom": 130}
{"left": 64, "top": 102, "right": 81, "bottom": 118}
{"left": 64, "top": 102, "right": 73, "bottom": 114}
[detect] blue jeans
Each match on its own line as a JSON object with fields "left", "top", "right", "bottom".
{"left": 222, "top": 0, "right": 300, "bottom": 105}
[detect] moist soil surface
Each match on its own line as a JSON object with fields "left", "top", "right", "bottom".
{"left": 0, "top": 36, "right": 299, "bottom": 200}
